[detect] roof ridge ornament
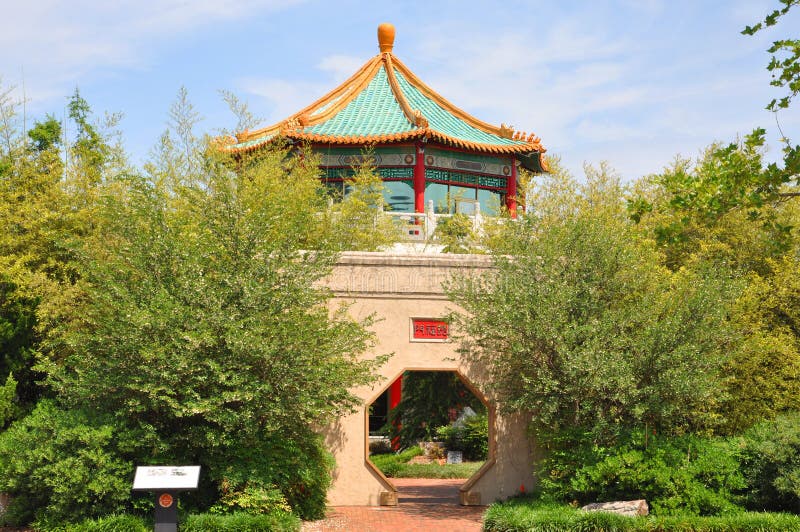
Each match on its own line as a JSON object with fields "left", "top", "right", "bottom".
{"left": 499, "top": 123, "right": 514, "bottom": 139}
{"left": 378, "top": 23, "right": 395, "bottom": 54}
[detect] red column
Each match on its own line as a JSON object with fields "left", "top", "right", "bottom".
{"left": 507, "top": 156, "right": 517, "bottom": 218}
{"left": 389, "top": 375, "right": 403, "bottom": 450}
{"left": 389, "top": 376, "right": 402, "bottom": 410}
{"left": 414, "top": 142, "right": 425, "bottom": 213}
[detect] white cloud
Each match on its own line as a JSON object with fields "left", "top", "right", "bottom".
{"left": 317, "top": 55, "right": 365, "bottom": 83}
{"left": 0, "top": 0, "right": 304, "bottom": 104}
{"left": 237, "top": 77, "right": 327, "bottom": 123}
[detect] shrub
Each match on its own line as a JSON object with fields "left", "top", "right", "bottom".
{"left": 436, "top": 412, "right": 489, "bottom": 461}
{"left": 434, "top": 212, "right": 476, "bottom": 253}
{"left": 210, "top": 482, "right": 291, "bottom": 515}
{"left": 538, "top": 431, "right": 746, "bottom": 516}
{"left": 206, "top": 429, "right": 333, "bottom": 520}
{"left": 43, "top": 514, "right": 149, "bottom": 532}
{"left": 370, "top": 446, "right": 423, "bottom": 477}
{"left": 386, "top": 371, "right": 485, "bottom": 450}
{"left": 0, "top": 401, "right": 136, "bottom": 525}
{"left": 182, "top": 511, "right": 300, "bottom": 532}
{"left": 483, "top": 497, "right": 800, "bottom": 532}
{"left": 739, "top": 411, "right": 800, "bottom": 512}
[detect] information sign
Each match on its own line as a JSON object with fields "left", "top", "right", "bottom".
{"left": 132, "top": 466, "right": 200, "bottom": 491}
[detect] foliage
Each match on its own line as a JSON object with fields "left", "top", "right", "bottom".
{"left": 386, "top": 371, "right": 485, "bottom": 448}
{"left": 330, "top": 152, "right": 402, "bottom": 251}
{"left": 544, "top": 433, "right": 746, "bottom": 516}
{"left": 628, "top": 130, "right": 798, "bottom": 273}
{"left": 436, "top": 412, "right": 489, "bottom": 461}
{"left": 0, "top": 87, "right": 389, "bottom": 524}
{"left": 206, "top": 430, "right": 334, "bottom": 520}
{"left": 0, "top": 400, "right": 137, "bottom": 525}
{"left": 40, "top": 142, "right": 382, "bottom": 435}
{"left": 210, "top": 483, "right": 291, "bottom": 516}
{"left": 370, "top": 446, "right": 423, "bottom": 477}
{"left": 0, "top": 275, "right": 37, "bottom": 406}
{"left": 483, "top": 497, "right": 800, "bottom": 532}
{"left": 370, "top": 446, "right": 481, "bottom": 478}
{"left": 44, "top": 514, "right": 149, "bottom": 532}
{"left": 435, "top": 212, "right": 477, "bottom": 253}
{"left": 721, "top": 256, "right": 800, "bottom": 432}
{"left": 27, "top": 115, "right": 62, "bottom": 152}
{"left": 182, "top": 511, "right": 301, "bottom": 532}
{"left": 738, "top": 411, "right": 800, "bottom": 512}
{"left": 0, "top": 372, "right": 16, "bottom": 426}
{"left": 0, "top": 87, "right": 125, "bottom": 411}
{"left": 742, "top": 0, "right": 800, "bottom": 112}
{"left": 449, "top": 166, "right": 736, "bottom": 446}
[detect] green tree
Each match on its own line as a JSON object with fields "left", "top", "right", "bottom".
{"left": 36, "top": 141, "right": 385, "bottom": 519}
{"left": 0, "top": 88, "right": 121, "bottom": 411}
{"left": 743, "top": 0, "right": 799, "bottom": 112}
{"left": 628, "top": 130, "right": 798, "bottom": 273}
{"left": 387, "top": 371, "right": 485, "bottom": 448}
{"left": 330, "top": 152, "right": 402, "bottom": 251}
{"left": 449, "top": 165, "right": 736, "bottom": 446}
{"left": 628, "top": 133, "right": 800, "bottom": 433}
{"left": 722, "top": 255, "right": 800, "bottom": 432}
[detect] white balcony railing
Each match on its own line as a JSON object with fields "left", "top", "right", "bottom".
{"left": 383, "top": 200, "right": 483, "bottom": 242}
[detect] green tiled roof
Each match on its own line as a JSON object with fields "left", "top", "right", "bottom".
{"left": 395, "top": 70, "right": 525, "bottom": 147}
{"left": 304, "top": 68, "right": 415, "bottom": 137}
{"left": 226, "top": 52, "right": 544, "bottom": 157}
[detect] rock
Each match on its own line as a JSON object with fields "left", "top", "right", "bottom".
{"left": 580, "top": 499, "right": 649, "bottom": 517}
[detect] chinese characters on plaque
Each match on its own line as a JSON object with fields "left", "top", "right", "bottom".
{"left": 412, "top": 319, "right": 449, "bottom": 340}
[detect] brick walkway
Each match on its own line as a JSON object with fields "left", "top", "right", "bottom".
{"left": 302, "top": 478, "right": 485, "bottom": 532}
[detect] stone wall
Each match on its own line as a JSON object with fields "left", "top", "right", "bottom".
{"left": 321, "top": 251, "right": 535, "bottom": 506}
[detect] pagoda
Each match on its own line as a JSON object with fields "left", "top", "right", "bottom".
{"left": 224, "top": 23, "right": 547, "bottom": 218}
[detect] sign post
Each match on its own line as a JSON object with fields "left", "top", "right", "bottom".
{"left": 132, "top": 465, "right": 200, "bottom": 532}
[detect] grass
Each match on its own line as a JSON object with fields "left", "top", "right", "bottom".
{"left": 483, "top": 497, "right": 800, "bottom": 532}
{"left": 42, "top": 510, "right": 301, "bottom": 532}
{"left": 370, "top": 446, "right": 483, "bottom": 478}
{"left": 390, "top": 461, "right": 483, "bottom": 478}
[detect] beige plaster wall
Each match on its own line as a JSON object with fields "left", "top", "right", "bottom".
{"left": 321, "top": 252, "right": 536, "bottom": 506}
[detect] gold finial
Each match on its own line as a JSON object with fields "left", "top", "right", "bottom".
{"left": 378, "top": 23, "right": 395, "bottom": 53}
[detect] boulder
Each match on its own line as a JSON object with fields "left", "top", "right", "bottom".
{"left": 581, "top": 499, "right": 649, "bottom": 517}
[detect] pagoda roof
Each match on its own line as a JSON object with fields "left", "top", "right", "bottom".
{"left": 224, "top": 24, "right": 546, "bottom": 160}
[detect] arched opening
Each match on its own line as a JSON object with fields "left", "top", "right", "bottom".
{"left": 365, "top": 369, "right": 495, "bottom": 506}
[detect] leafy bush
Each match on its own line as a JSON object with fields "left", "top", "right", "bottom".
{"left": 538, "top": 432, "right": 746, "bottom": 516}
{"left": 43, "top": 514, "right": 149, "bottom": 532}
{"left": 182, "top": 511, "right": 300, "bottom": 532}
{"left": 483, "top": 497, "right": 800, "bottom": 532}
{"left": 0, "top": 401, "right": 136, "bottom": 525}
{"left": 434, "top": 212, "right": 476, "bottom": 253}
{"left": 386, "top": 371, "right": 484, "bottom": 449}
{"left": 370, "top": 446, "right": 423, "bottom": 477}
{"left": 436, "top": 412, "right": 489, "bottom": 461}
{"left": 210, "top": 482, "right": 291, "bottom": 515}
{"left": 206, "top": 430, "right": 333, "bottom": 520}
{"left": 739, "top": 411, "right": 800, "bottom": 512}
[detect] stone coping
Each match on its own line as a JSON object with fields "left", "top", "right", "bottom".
{"left": 336, "top": 251, "right": 495, "bottom": 269}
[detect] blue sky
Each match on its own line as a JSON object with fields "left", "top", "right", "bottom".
{"left": 2, "top": 0, "right": 798, "bottom": 181}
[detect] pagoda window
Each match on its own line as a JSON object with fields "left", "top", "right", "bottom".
{"left": 477, "top": 189, "right": 503, "bottom": 216}
{"left": 382, "top": 180, "right": 414, "bottom": 212}
{"left": 425, "top": 182, "right": 450, "bottom": 213}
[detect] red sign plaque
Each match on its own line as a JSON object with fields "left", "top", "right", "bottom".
{"left": 159, "top": 493, "right": 174, "bottom": 508}
{"left": 412, "top": 319, "right": 449, "bottom": 340}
